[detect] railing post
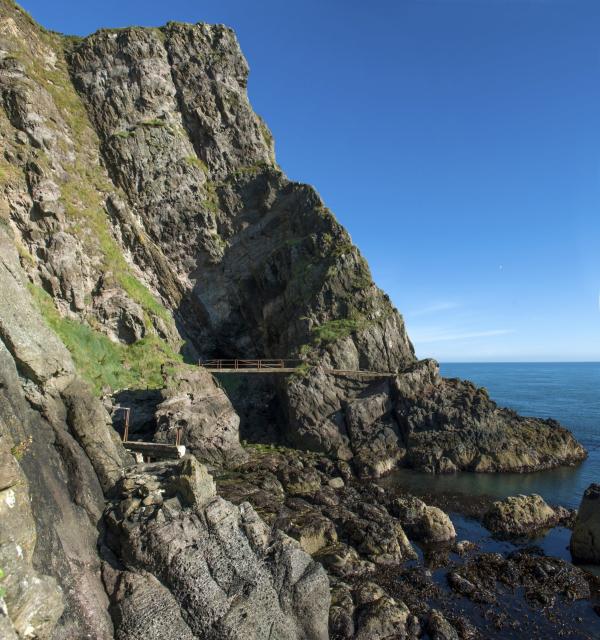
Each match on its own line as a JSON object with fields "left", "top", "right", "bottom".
{"left": 122, "top": 407, "right": 130, "bottom": 442}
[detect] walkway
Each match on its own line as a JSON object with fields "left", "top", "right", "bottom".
{"left": 199, "top": 359, "right": 397, "bottom": 378}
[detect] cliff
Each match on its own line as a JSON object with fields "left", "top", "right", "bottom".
{"left": 0, "top": 1, "right": 589, "bottom": 638}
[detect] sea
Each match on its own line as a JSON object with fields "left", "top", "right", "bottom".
{"left": 387, "top": 362, "right": 600, "bottom": 510}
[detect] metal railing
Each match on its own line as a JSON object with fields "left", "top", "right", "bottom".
{"left": 200, "top": 359, "right": 301, "bottom": 370}
{"left": 113, "top": 406, "right": 182, "bottom": 447}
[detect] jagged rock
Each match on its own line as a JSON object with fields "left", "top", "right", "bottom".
{"left": 483, "top": 494, "right": 559, "bottom": 537}
{"left": 329, "top": 582, "right": 355, "bottom": 639}
{"left": 105, "top": 457, "right": 331, "bottom": 639}
{"left": 395, "top": 359, "right": 586, "bottom": 474}
{"left": 0, "top": 2, "right": 593, "bottom": 637}
{"left": 427, "top": 610, "right": 459, "bottom": 640}
{"left": 0, "top": 229, "right": 74, "bottom": 389}
{"left": 391, "top": 496, "right": 456, "bottom": 543}
{"left": 278, "top": 465, "right": 322, "bottom": 497}
{"left": 63, "top": 377, "right": 133, "bottom": 492}
{"left": 107, "top": 570, "right": 196, "bottom": 640}
{"left": 154, "top": 365, "right": 246, "bottom": 464}
{"left": 93, "top": 284, "right": 147, "bottom": 344}
{"left": 571, "top": 483, "right": 600, "bottom": 563}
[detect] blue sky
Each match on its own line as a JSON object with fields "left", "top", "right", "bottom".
{"left": 21, "top": 0, "right": 600, "bottom": 361}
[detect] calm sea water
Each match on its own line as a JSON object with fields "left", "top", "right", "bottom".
{"left": 390, "top": 362, "right": 600, "bottom": 509}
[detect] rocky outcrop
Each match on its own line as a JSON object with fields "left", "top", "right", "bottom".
{"left": 394, "top": 359, "right": 586, "bottom": 474}
{"left": 483, "top": 494, "right": 560, "bottom": 537}
{"left": 104, "top": 456, "right": 330, "bottom": 639}
{"left": 570, "top": 484, "right": 600, "bottom": 563}
{"left": 284, "top": 359, "right": 585, "bottom": 476}
{"left": 154, "top": 364, "right": 246, "bottom": 464}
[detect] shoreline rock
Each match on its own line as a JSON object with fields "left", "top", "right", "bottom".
{"left": 571, "top": 484, "right": 600, "bottom": 563}
{"left": 483, "top": 494, "right": 561, "bottom": 537}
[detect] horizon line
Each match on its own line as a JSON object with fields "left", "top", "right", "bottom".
{"left": 438, "top": 360, "right": 600, "bottom": 364}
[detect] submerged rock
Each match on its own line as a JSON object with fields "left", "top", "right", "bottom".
{"left": 571, "top": 483, "right": 600, "bottom": 563}
{"left": 483, "top": 494, "right": 559, "bottom": 537}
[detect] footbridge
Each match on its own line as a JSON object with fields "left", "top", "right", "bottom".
{"left": 199, "top": 359, "right": 397, "bottom": 378}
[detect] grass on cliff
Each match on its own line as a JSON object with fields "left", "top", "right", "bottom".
{"left": 311, "top": 317, "right": 366, "bottom": 345}
{"left": 29, "top": 285, "right": 182, "bottom": 394}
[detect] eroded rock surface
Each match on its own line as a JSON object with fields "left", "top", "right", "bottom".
{"left": 105, "top": 456, "right": 330, "bottom": 640}
{"left": 571, "top": 483, "right": 600, "bottom": 563}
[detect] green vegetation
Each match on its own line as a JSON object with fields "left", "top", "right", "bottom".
{"left": 113, "top": 129, "right": 135, "bottom": 139}
{"left": 292, "top": 361, "right": 312, "bottom": 379}
{"left": 29, "top": 285, "right": 182, "bottom": 394}
{"left": 185, "top": 155, "right": 208, "bottom": 172}
{"left": 229, "top": 162, "right": 271, "bottom": 179}
{"left": 138, "top": 118, "right": 165, "bottom": 128}
{"left": 203, "top": 180, "right": 220, "bottom": 214}
{"left": 258, "top": 120, "right": 274, "bottom": 151}
{"left": 10, "top": 436, "right": 32, "bottom": 460}
{"left": 0, "top": 567, "right": 5, "bottom": 599}
{"left": 351, "top": 256, "right": 372, "bottom": 290}
{"left": 311, "top": 317, "right": 366, "bottom": 345}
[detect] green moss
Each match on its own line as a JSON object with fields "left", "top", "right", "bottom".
{"left": 138, "top": 118, "right": 165, "bottom": 128}
{"left": 10, "top": 436, "right": 32, "bottom": 460}
{"left": 185, "top": 155, "right": 208, "bottom": 172}
{"left": 0, "top": 567, "right": 5, "bottom": 599}
{"left": 29, "top": 284, "right": 181, "bottom": 394}
{"left": 113, "top": 129, "right": 135, "bottom": 139}
{"left": 203, "top": 180, "right": 220, "bottom": 214}
{"left": 230, "top": 162, "right": 270, "bottom": 179}
{"left": 351, "top": 256, "right": 372, "bottom": 290}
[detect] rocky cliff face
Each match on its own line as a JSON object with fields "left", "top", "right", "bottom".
{"left": 0, "top": 1, "right": 590, "bottom": 638}
{"left": 64, "top": 17, "right": 584, "bottom": 475}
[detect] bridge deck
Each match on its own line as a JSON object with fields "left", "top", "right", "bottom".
{"left": 199, "top": 359, "right": 396, "bottom": 377}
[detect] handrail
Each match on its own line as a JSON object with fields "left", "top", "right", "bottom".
{"left": 200, "top": 358, "right": 301, "bottom": 370}
{"left": 199, "top": 359, "right": 396, "bottom": 377}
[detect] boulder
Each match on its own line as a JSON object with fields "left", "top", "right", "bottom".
{"left": 570, "top": 484, "right": 600, "bottom": 563}
{"left": 483, "top": 494, "right": 558, "bottom": 537}
{"left": 391, "top": 496, "right": 456, "bottom": 543}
